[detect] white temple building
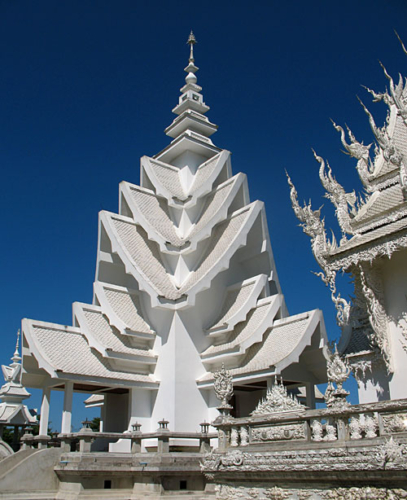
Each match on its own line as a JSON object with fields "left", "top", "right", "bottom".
{"left": 20, "top": 32, "right": 328, "bottom": 443}
{"left": 289, "top": 35, "right": 407, "bottom": 404}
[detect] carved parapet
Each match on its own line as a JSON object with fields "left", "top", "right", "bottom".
{"left": 210, "top": 398, "right": 407, "bottom": 453}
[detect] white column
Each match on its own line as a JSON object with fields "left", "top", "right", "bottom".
{"left": 61, "top": 381, "right": 74, "bottom": 434}
{"left": 305, "top": 382, "right": 316, "bottom": 409}
{"left": 128, "top": 387, "right": 151, "bottom": 430}
{"left": 39, "top": 387, "right": 51, "bottom": 436}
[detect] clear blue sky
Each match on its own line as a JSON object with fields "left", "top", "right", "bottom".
{"left": 1, "top": 0, "right": 406, "bottom": 430}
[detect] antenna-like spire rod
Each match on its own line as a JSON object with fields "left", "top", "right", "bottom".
{"left": 187, "top": 31, "right": 197, "bottom": 63}
{"left": 11, "top": 329, "right": 21, "bottom": 365}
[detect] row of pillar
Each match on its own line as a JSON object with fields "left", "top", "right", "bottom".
{"left": 37, "top": 380, "right": 316, "bottom": 438}
{"left": 39, "top": 381, "right": 74, "bottom": 437}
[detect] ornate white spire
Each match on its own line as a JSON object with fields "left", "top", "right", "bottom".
{"left": 162, "top": 32, "right": 218, "bottom": 153}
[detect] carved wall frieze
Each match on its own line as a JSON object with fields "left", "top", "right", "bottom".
{"left": 202, "top": 442, "right": 407, "bottom": 474}
{"left": 250, "top": 423, "right": 306, "bottom": 443}
{"left": 381, "top": 412, "right": 407, "bottom": 434}
{"left": 214, "top": 484, "right": 407, "bottom": 500}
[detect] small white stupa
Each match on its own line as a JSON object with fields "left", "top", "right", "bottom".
{"left": 0, "top": 330, "right": 37, "bottom": 453}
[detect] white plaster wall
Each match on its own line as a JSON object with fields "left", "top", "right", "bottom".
{"left": 381, "top": 249, "right": 407, "bottom": 400}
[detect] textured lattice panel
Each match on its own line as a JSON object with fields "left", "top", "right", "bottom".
{"left": 202, "top": 297, "right": 278, "bottom": 357}
{"left": 355, "top": 184, "right": 404, "bottom": 225}
{"left": 148, "top": 160, "right": 185, "bottom": 199}
{"left": 129, "top": 187, "right": 183, "bottom": 246}
{"left": 31, "top": 325, "right": 154, "bottom": 382}
{"left": 230, "top": 315, "right": 311, "bottom": 375}
{"left": 103, "top": 288, "right": 153, "bottom": 334}
{"left": 188, "top": 155, "right": 219, "bottom": 196}
{"left": 208, "top": 281, "right": 255, "bottom": 331}
{"left": 82, "top": 309, "right": 152, "bottom": 356}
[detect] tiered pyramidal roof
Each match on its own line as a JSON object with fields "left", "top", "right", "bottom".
{"left": 21, "top": 33, "right": 328, "bottom": 431}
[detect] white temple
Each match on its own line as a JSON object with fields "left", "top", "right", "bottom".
{"left": 20, "top": 32, "right": 328, "bottom": 443}
{"left": 289, "top": 35, "right": 407, "bottom": 404}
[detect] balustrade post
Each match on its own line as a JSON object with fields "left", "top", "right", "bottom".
{"left": 217, "top": 426, "right": 230, "bottom": 451}
{"left": 34, "top": 434, "right": 51, "bottom": 449}
{"left": 336, "top": 417, "right": 348, "bottom": 441}
{"left": 78, "top": 419, "right": 94, "bottom": 453}
{"left": 131, "top": 422, "right": 142, "bottom": 454}
{"left": 20, "top": 427, "right": 34, "bottom": 450}
{"left": 59, "top": 434, "right": 73, "bottom": 452}
{"left": 157, "top": 418, "right": 170, "bottom": 453}
{"left": 199, "top": 421, "right": 211, "bottom": 453}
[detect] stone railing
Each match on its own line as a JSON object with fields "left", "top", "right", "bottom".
{"left": 212, "top": 398, "right": 407, "bottom": 451}
{"left": 20, "top": 420, "right": 217, "bottom": 454}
